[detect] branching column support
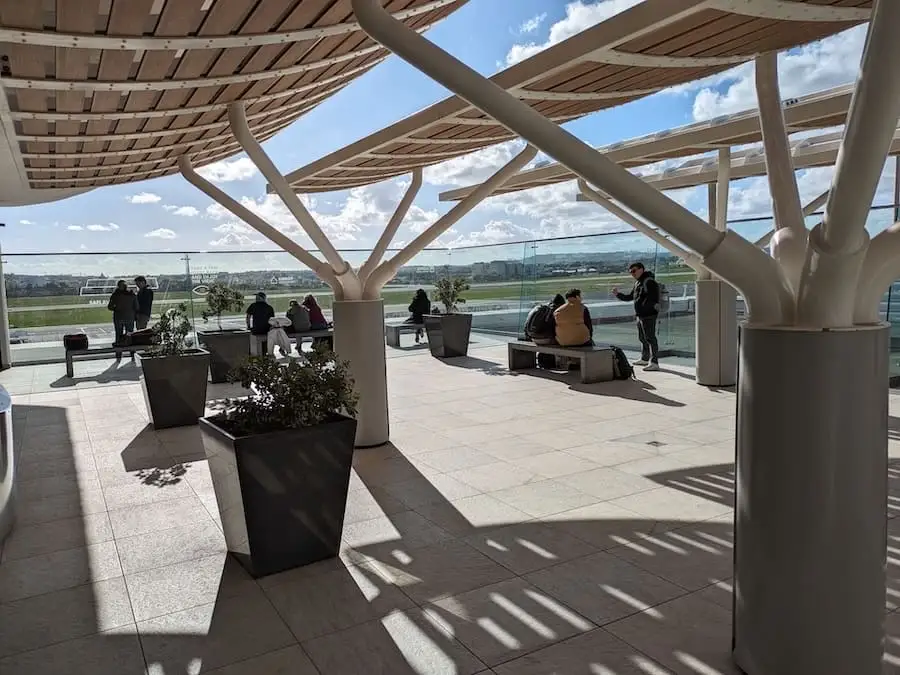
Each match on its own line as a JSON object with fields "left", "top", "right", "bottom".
{"left": 351, "top": 0, "right": 790, "bottom": 326}
{"left": 578, "top": 180, "right": 707, "bottom": 273}
{"left": 755, "top": 190, "right": 829, "bottom": 248}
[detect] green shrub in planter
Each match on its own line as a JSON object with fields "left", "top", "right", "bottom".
{"left": 200, "top": 348, "right": 359, "bottom": 577}
{"left": 139, "top": 303, "right": 210, "bottom": 429}
{"left": 425, "top": 276, "right": 473, "bottom": 358}
{"left": 198, "top": 282, "right": 251, "bottom": 383}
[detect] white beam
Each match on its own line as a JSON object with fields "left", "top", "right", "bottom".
{"left": 227, "top": 102, "right": 358, "bottom": 298}
{"left": 0, "top": 0, "right": 457, "bottom": 50}
{"left": 578, "top": 180, "right": 706, "bottom": 273}
{"left": 708, "top": 0, "right": 870, "bottom": 22}
{"left": 351, "top": 0, "right": 792, "bottom": 325}
{"left": 358, "top": 168, "right": 423, "bottom": 288}
{"left": 178, "top": 156, "right": 342, "bottom": 298}
{"left": 365, "top": 145, "right": 537, "bottom": 298}
{"left": 715, "top": 147, "right": 730, "bottom": 232}
{"left": 585, "top": 50, "right": 748, "bottom": 69}
{"left": 755, "top": 189, "right": 829, "bottom": 247}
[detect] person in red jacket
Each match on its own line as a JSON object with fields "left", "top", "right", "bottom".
{"left": 302, "top": 294, "right": 328, "bottom": 330}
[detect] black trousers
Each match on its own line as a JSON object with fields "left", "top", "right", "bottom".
{"left": 637, "top": 315, "right": 659, "bottom": 362}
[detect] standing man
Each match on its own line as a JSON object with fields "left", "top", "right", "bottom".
{"left": 612, "top": 262, "right": 660, "bottom": 371}
{"left": 107, "top": 279, "right": 138, "bottom": 346}
{"left": 246, "top": 292, "right": 275, "bottom": 356}
{"left": 134, "top": 276, "right": 153, "bottom": 330}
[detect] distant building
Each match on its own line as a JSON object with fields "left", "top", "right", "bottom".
{"left": 472, "top": 260, "right": 524, "bottom": 280}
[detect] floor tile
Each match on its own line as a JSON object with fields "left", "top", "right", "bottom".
{"left": 15, "top": 487, "right": 107, "bottom": 526}
{"left": 341, "top": 510, "right": 455, "bottom": 559}
{"left": 302, "top": 609, "right": 487, "bottom": 675}
{"left": 139, "top": 589, "right": 296, "bottom": 674}
{"left": 542, "top": 501, "right": 655, "bottom": 550}
{"left": 107, "top": 495, "right": 211, "bottom": 539}
{"left": 203, "top": 645, "right": 319, "bottom": 675}
{"left": 565, "top": 442, "right": 656, "bottom": 467}
{"left": 492, "top": 480, "right": 596, "bottom": 519}
{"left": 116, "top": 520, "right": 226, "bottom": 575}
{"left": 429, "top": 577, "right": 594, "bottom": 666}
{"left": 513, "top": 452, "right": 601, "bottom": 479}
{"left": 608, "top": 487, "right": 732, "bottom": 524}
{"left": 0, "top": 512, "right": 113, "bottom": 562}
{"left": 383, "top": 473, "right": 482, "bottom": 509}
{"left": 0, "top": 540, "right": 122, "bottom": 603}
{"left": 0, "top": 629, "right": 144, "bottom": 675}
{"left": 415, "top": 446, "right": 498, "bottom": 473}
{"left": 264, "top": 562, "right": 414, "bottom": 642}
{"left": 412, "top": 494, "right": 531, "bottom": 537}
{"left": 464, "top": 521, "right": 597, "bottom": 575}
{"left": 525, "top": 552, "right": 685, "bottom": 627}
{"left": 557, "top": 468, "right": 659, "bottom": 501}
{"left": 447, "top": 461, "right": 542, "bottom": 493}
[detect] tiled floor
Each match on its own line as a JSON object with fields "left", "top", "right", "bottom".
{"left": 0, "top": 343, "right": 899, "bottom": 674}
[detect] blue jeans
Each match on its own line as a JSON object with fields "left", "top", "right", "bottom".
{"left": 113, "top": 316, "right": 134, "bottom": 344}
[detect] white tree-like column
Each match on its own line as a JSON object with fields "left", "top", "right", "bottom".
{"left": 351, "top": 0, "right": 900, "bottom": 671}
{"left": 181, "top": 102, "right": 536, "bottom": 446}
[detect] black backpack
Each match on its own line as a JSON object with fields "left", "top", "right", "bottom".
{"left": 525, "top": 304, "right": 555, "bottom": 339}
{"left": 609, "top": 345, "right": 634, "bottom": 380}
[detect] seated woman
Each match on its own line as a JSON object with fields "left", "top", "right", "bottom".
{"left": 406, "top": 288, "right": 431, "bottom": 343}
{"left": 286, "top": 300, "right": 311, "bottom": 334}
{"left": 553, "top": 288, "right": 593, "bottom": 347}
{"left": 302, "top": 294, "right": 329, "bottom": 330}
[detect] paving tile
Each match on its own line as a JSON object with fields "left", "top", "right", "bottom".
{"left": 265, "top": 561, "right": 414, "bottom": 642}
{"left": 116, "top": 519, "right": 225, "bottom": 575}
{"left": 343, "top": 485, "right": 407, "bottom": 524}
{"left": 0, "top": 629, "right": 144, "bottom": 675}
{"left": 302, "top": 609, "right": 486, "bottom": 675}
{"left": 101, "top": 477, "right": 195, "bottom": 511}
{"left": 429, "top": 577, "right": 594, "bottom": 666}
{"left": 139, "top": 589, "right": 296, "bottom": 674}
{"left": 382, "top": 473, "right": 482, "bottom": 509}
{"left": 0, "top": 512, "right": 113, "bottom": 562}
{"left": 107, "top": 495, "right": 211, "bottom": 539}
{"left": 525, "top": 552, "right": 685, "bottom": 627}
{"left": 464, "top": 521, "right": 597, "bottom": 575}
{"left": 565, "top": 442, "right": 657, "bottom": 467}
{"left": 15, "top": 471, "right": 103, "bottom": 500}
{"left": 415, "top": 446, "right": 498, "bottom": 473}
{"left": 0, "top": 578, "right": 134, "bottom": 659}
{"left": 125, "top": 553, "right": 254, "bottom": 623}
{"left": 342, "top": 510, "right": 455, "bottom": 560}
{"left": 491, "top": 480, "right": 596, "bottom": 519}
{"left": 478, "top": 437, "right": 556, "bottom": 461}
{"left": 493, "top": 627, "right": 667, "bottom": 675}
{"left": 542, "top": 501, "right": 655, "bottom": 550}
{"left": 16, "top": 487, "right": 107, "bottom": 526}
{"left": 0, "top": 540, "right": 121, "bottom": 603}
{"left": 446, "top": 461, "right": 542, "bottom": 493}
{"left": 608, "top": 487, "right": 732, "bottom": 524}
{"left": 557, "top": 467, "right": 660, "bottom": 502}
{"left": 513, "top": 451, "right": 601, "bottom": 479}
{"left": 605, "top": 592, "right": 739, "bottom": 674}
{"left": 412, "top": 494, "right": 531, "bottom": 537}
{"left": 204, "top": 645, "right": 319, "bottom": 675}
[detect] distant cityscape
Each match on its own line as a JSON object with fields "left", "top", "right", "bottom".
{"left": 3, "top": 250, "right": 684, "bottom": 298}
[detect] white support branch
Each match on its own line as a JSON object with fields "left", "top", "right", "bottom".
{"left": 365, "top": 145, "right": 537, "bottom": 298}
{"left": 578, "top": 180, "right": 706, "bottom": 273}
{"left": 823, "top": 0, "right": 900, "bottom": 255}
{"left": 351, "top": 0, "right": 792, "bottom": 325}
{"left": 178, "top": 156, "right": 343, "bottom": 300}
{"left": 227, "top": 102, "right": 360, "bottom": 299}
{"left": 755, "top": 189, "right": 829, "bottom": 247}
{"left": 716, "top": 147, "right": 731, "bottom": 232}
{"left": 359, "top": 168, "right": 423, "bottom": 290}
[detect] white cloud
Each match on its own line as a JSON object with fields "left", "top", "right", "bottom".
{"left": 424, "top": 140, "right": 528, "bottom": 187}
{"left": 19, "top": 219, "right": 33, "bottom": 225}
{"left": 518, "top": 13, "right": 546, "bottom": 34}
{"left": 196, "top": 156, "right": 258, "bottom": 183}
{"left": 67, "top": 225, "right": 83, "bottom": 231}
{"left": 439, "top": 220, "right": 535, "bottom": 247}
{"left": 128, "top": 192, "right": 161, "bottom": 204}
{"left": 144, "top": 228, "right": 177, "bottom": 239}
{"left": 209, "top": 232, "right": 264, "bottom": 248}
{"left": 66, "top": 223, "right": 119, "bottom": 232}
{"left": 505, "top": 0, "right": 641, "bottom": 66}
{"left": 212, "top": 222, "right": 252, "bottom": 235}
{"left": 163, "top": 205, "right": 200, "bottom": 217}
{"left": 684, "top": 26, "right": 865, "bottom": 121}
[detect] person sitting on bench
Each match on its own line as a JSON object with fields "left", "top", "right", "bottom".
{"left": 302, "top": 294, "right": 328, "bottom": 330}
{"left": 285, "top": 300, "right": 311, "bottom": 335}
{"left": 554, "top": 289, "right": 593, "bottom": 347}
{"left": 406, "top": 288, "right": 431, "bottom": 344}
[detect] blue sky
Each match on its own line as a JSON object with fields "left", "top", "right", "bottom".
{"left": 0, "top": 0, "right": 885, "bottom": 276}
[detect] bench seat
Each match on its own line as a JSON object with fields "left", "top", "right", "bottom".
{"left": 65, "top": 345, "right": 146, "bottom": 378}
{"left": 508, "top": 340, "right": 615, "bottom": 384}
{"left": 385, "top": 323, "right": 424, "bottom": 347}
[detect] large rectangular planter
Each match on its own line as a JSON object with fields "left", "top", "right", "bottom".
{"left": 199, "top": 414, "right": 357, "bottom": 578}
{"left": 138, "top": 349, "right": 210, "bottom": 429}
{"left": 198, "top": 329, "right": 250, "bottom": 383}
{"left": 424, "top": 313, "right": 472, "bottom": 358}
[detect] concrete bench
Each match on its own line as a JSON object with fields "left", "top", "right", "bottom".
{"left": 287, "top": 328, "right": 334, "bottom": 351}
{"left": 65, "top": 345, "right": 146, "bottom": 378}
{"left": 508, "top": 341, "right": 615, "bottom": 384}
{"left": 385, "top": 323, "right": 424, "bottom": 348}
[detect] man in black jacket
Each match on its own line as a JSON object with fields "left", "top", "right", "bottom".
{"left": 611, "top": 262, "right": 661, "bottom": 371}
{"left": 134, "top": 276, "right": 154, "bottom": 330}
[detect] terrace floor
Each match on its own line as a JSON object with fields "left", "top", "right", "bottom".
{"left": 1, "top": 338, "right": 899, "bottom": 674}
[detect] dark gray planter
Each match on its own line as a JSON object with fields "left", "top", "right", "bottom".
{"left": 198, "top": 329, "right": 250, "bottom": 383}
{"left": 138, "top": 349, "right": 210, "bottom": 429}
{"left": 424, "top": 313, "right": 472, "bottom": 358}
{"left": 198, "top": 414, "right": 357, "bottom": 578}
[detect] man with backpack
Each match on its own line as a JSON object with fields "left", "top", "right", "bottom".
{"left": 523, "top": 294, "right": 564, "bottom": 369}
{"left": 611, "top": 261, "right": 661, "bottom": 372}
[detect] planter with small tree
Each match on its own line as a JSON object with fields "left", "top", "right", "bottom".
{"left": 199, "top": 349, "right": 358, "bottom": 577}
{"left": 424, "top": 276, "right": 473, "bottom": 358}
{"left": 197, "top": 282, "right": 250, "bottom": 383}
{"left": 138, "top": 303, "right": 210, "bottom": 429}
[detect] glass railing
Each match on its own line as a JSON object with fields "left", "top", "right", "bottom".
{"left": 3, "top": 202, "right": 900, "bottom": 371}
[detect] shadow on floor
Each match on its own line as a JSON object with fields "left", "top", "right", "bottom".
{"left": 49, "top": 360, "right": 142, "bottom": 389}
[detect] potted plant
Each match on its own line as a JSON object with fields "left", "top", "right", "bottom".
{"left": 424, "top": 276, "right": 473, "bottom": 358}
{"left": 138, "top": 303, "right": 210, "bottom": 429}
{"left": 197, "top": 282, "right": 250, "bottom": 383}
{"left": 199, "top": 349, "right": 358, "bottom": 577}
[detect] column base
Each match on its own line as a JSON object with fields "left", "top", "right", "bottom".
{"left": 332, "top": 300, "right": 389, "bottom": 448}
{"left": 733, "top": 323, "right": 887, "bottom": 675}
{"left": 695, "top": 279, "right": 737, "bottom": 387}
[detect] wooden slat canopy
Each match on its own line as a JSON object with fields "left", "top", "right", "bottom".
{"left": 284, "top": 0, "right": 871, "bottom": 194}
{"left": 441, "top": 82, "right": 855, "bottom": 201}
{"left": 0, "top": 0, "right": 467, "bottom": 205}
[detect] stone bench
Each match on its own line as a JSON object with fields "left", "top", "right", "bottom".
{"left": 65, "top": 345, "right": 146, "bottom": 378}
{"left": 287, "top": 328, "right": 334, "bottom": 351}
{"left": 508, "top": 341, "right": 615, "bottom": 384}
{"left": 384, "top": 323, "right": 424, "bottom": 348}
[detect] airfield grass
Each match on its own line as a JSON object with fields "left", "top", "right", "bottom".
{"left": 8, "top": 271, "right": 697, "bottom": 329}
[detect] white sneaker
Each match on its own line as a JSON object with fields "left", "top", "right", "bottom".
{"left": 633, "top": 359, "right": 649, "bottom": 366}
{"left": 643, "top": 362, "right": 660, "bottom": 372}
